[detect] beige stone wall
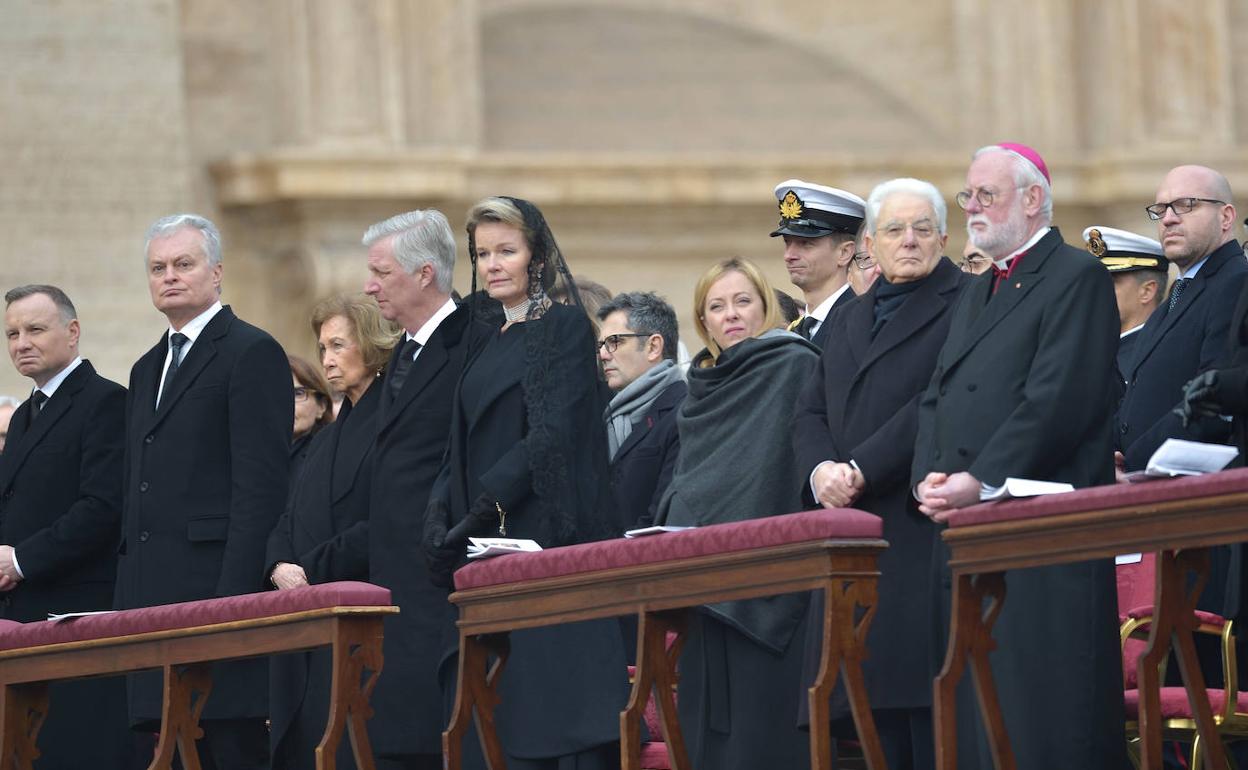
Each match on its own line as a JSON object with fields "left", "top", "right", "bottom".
{"left": 3, "top": 0, "right": 1247, "bottom": 398}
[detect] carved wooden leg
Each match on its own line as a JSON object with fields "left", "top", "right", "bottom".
{"left": 934, "top": 571, "right": 1013, "bottom": 770}
{"left": 317, "top": 616, "right": 385, "bottom": 770}
{"left": 444, "top": 633, "right": 509, "bottom": 770}
{"left": 621, "top": 610, "right": 688, "bottom": 770}
{"left": 828, "top": 576, "right": 885, "bottom": 770}
{"left": 1166, "top": 549, "right": 1228, "bottom": 770}
{"left": 149, "top": 663, "right": 212, "bottom": 770}
{"left": 0, "top": 682, "right": 48, "bottom": 770}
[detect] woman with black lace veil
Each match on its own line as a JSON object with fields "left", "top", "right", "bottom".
{"left": 423, "top": 196, "right": 630, "bottom": 769}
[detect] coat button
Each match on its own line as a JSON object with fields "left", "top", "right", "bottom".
{"left": 1119, "top": 424, "right": 1128, "bottom": 435}
{"left": 144, "top": 435, "right": 154, "bottom": 444}
{"left": 967, "top": 384, "right": 977, "bottom": 392}
{"left": 939, "top": 386, "right": 948, "bottom": 396}
{"left": 138, "top": 531, "right": 150, "bottom": 543}
{"left": 934, "top": 450, "right": 942, "bottom": 460}
{"left": 958, "top": 448, "right": 969, "bottom": 457}
{"left": 139, "top": 481, "right": 150, "bottom": 492}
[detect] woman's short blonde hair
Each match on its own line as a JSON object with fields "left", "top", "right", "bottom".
{"left": 465, "top": 196, "right": 558, "bottom": 293}
{"left": 310, "top": 293, "right": 402, "bottom": 374}
{"left": 692, "top": 257, "right": 781, "bottom": 364}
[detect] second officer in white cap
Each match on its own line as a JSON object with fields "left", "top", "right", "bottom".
{"left": 771, "top": 180, "right": 866, "bottom": 347}
{"left": 1083, "top": 225, "right": 1169, "bottom": 377}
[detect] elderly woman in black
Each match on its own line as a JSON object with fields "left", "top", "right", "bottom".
{"left": 287, "top": 353, "right": 333, "bottom": 486}
{"left": 423, "top": 196, "right": 629, "bottom": 770}
{"left": 655, "top": 256, "right": 821, "bottom": 770}
{"left": 266, "top": 293, "right": 398, "bottom": 770}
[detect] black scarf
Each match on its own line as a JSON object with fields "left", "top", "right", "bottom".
{"left": 871, "top": 271, "right": 929, "bottom": 337}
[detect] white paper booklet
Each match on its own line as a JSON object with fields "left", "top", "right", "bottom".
{"left": 48, "top": 610, "right": 117, "bottom": 623}
{"left": 466, "top": 537, "right": 542, "bottom": 560}
{"left": 624, "top": 526, "right": 696, "bottom": 538}
{"left": 1125, "top": 438, "right": 1239, "bottom": 482}
{"left": 981, "top": 478, "right": 1075, "bottom": 501}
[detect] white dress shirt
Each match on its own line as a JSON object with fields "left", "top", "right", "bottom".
{"left": 156, "top": 301, "right": 223, "bottom": 407}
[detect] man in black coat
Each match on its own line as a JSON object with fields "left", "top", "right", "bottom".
{"left": 793, "top": 178, "right": 965, "bottom": 770}
{"left": 361, "top": 210, "right": 470, "bottom": 770}
{"left": 0, "top": 284, "right": 131, "bottom": 768}
{"left": 771, "top": 179, "right": 867, "bottom": 347}
{"left": 913, "top": 144, "right": 1126, "bottom": 769}
{"left": 1081, "top": 226, "right": 1168, "bottom": 381}
{"left": 116, "top": 214, "right": 291, "bottom": 769}
{"left": 596, "top": 291, "right": 686, "bottom": 532}
{"left": 1117, "top": 166, "right": 1248, "bottom": 471}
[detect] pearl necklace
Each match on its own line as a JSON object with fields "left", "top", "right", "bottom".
{"left": 503, "top": 299, "right": 531, "bottom": 323}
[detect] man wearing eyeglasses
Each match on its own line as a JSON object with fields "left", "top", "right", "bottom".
{"left": 913, "top": 143, "right": 1125, "bottom": 769}
{"left": 770, "top": 180, "right": 867, "bottom": 348}
{"left": 1116, "top": 166, "right": 1246, "bottom": 473}
{"left": 596, "top": 291, "right": 686, "bottom": 533}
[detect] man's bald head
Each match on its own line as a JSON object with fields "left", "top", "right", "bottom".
{"left": 1152, "top": 165, "right": 1237, "bottom": 268}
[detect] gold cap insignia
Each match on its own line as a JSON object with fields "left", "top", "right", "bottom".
{"left": 1086, "top": 228, "right": 1106, "bottom": 257}
{"left": 779, "top": 190, "right": 804, "bottom": 220}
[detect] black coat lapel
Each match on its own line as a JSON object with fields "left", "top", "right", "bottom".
{"left": 0, "top": 362, "right": 93, "bottom": 488}
{"left": 143, "top": 307, "right": 232, "bottom": 433}
{"left": 330, "top": 382, "right": 380, "bottom": 504}
{"left": 857, "top": 259, "right": 959, "bottom": 377}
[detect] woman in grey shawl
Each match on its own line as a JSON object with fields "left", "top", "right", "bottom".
{"left": 656, "top": 256, "right": 820, "bottom": 770}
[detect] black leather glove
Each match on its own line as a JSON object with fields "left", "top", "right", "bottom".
{"left": 421, "top": 502, "right": 460, "bottom": 589}
{"left": 1175, "top": 370, "right": 1223, "bottom": 427}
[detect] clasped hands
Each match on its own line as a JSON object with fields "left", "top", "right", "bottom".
{"left": 812, "top": 462, "right": 865, "bottom": 509}
{"left": 915, "top": 471, "right": 982, "bottom": 521}
{"left": 0, "top": 545, "right": 21, "bottom": 592}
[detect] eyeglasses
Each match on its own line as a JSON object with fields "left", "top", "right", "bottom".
{"left": 1145, "top": 198, "right": 1225, "bottom": 221}
{"left": 955, "top": 185, "right": 1023, "bottom": 211}
{"left": 960, "top": 253, "right": 992, "bottom": 273}
{"left": 877, "top": 222, "right": 938, "bottom": 241}
{"left": 852, "top": 251, "right": 876, "bottom": 270}
{"left": 293, "top": 387, "right": 311, "bottom": 402}
{"left": 597, "top": 333, "right": 648, "bottom": 354}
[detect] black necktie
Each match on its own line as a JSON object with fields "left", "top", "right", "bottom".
{"left": 27, "top": 390, "right": 47, "bottom": 428}
{"left": 160, "top": 332, "right": 189, "bottom": 405}
{"left": 1168, "top": 278, "right": 1190, "bottom": 312}
{"left": 387, "top": 338, "right": 421, "bottom": 401}
{"left": 796, "top": 316, "right": 818, "bottom": 341}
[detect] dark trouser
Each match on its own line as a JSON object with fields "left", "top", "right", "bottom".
{"left": 376, "top": 755, "right": 443, "bottom": 770}
{"left": 132, "top": 718, "right": 268, "bottom": 770}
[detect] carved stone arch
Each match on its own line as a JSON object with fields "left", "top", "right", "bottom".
{"left": 477, "top": 2, "right": 959, "bottom": 153}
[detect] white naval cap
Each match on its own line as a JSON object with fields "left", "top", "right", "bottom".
{"left": 1082, "top": 226, "right": 1168, "bottom": 273}
{"left": 770, "top": 179, "right": 866, "bottom": 238}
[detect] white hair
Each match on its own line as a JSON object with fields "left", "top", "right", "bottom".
{"left": 972, "top": 145, "right": 1053, "bottom": 224}
{"left": 144, "top": 214, "right": 222, "bottom": 266}
{"left": 361, "top": 210, "right": 456, "bottom": 294}
{"left": 865, "top": 178, "right": 948, "bottom": 235}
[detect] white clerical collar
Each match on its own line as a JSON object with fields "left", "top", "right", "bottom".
{"left": 991, "top": 227, "right": 1051, "bottom": 271}
{"left": 1120, "top": 323, "right": 1145, "bottom": 340}
{"left": 805, "top": 283, "right": 852, "bottom": 322}
{"left": 37, "top": 356, "right": 83, "bottom": 397}
{"left": 167, "top": 301, "right": 223, "bottom": 343}
{"left": 407, "top": 297, "right": 457, "bottom": 346}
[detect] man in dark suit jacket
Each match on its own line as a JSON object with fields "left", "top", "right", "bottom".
{"left": 771, "top": 179, "right": 866, "bottom": 348}
{"left": 913, "top": 144, "right": 1126, "bottom": 769}
{"left": 0, "top": 284, "right": 131, "bottom": 767}
{"left": 793, "top": 178, "right": 965, "bottom": 770}
{"left": 1080, "top": 226, "right": 1168, "bottom": 382}
{"left": 360, "top": 210, "right": 470, "bottom": 770}
{"left": 116, "top": 214, "right": 291, "bottom": 769}
{"left": 596, "top": 291, "right": 686, "bottom": 532}
{"left": 1117, "top": 166, "right": 1248, "bottom": 471}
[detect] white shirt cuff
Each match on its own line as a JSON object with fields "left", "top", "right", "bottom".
{"left": 12, "top": 550, "right": 24, "bottom": 580}
{"left": 809, "top": 461, "right": 834, "bottom": 501}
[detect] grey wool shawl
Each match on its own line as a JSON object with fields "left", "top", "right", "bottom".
{"left": 657, "top": 328, "right": 819, "bottom": 652}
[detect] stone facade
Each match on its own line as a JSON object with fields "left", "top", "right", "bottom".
{"left": 2, "top": 0, "right": 1247, "bottom": 395}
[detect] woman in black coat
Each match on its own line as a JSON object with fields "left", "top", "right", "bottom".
{"left": 287, "top": 353, "right": 334, "bottom": 492}
{"left": 266, "top": 293, "right": 398, "bottom": 770}
{"left": 654, "top": 257, "right": 820, "bottom": 770}
{"left": 424, "top": 196, "right": 630, "bottom": 770}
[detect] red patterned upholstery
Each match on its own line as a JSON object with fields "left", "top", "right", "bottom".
{"left": 1124, "top": 607, "right": 1226, "bottom": 627}
{"left": 944, "top": 467, "right": 1248, "bottom": 529}
{"left": 639, "top": 742, "right": 670, "bottom": 769}
{"left": 0, "top": 581, "right": 391, "bottom": 652}
{"left": 453, "top": 509, "right": 883, "bottom": 591}
{"left": 1124, "top": 687, "right": 1248, "bottom": 719}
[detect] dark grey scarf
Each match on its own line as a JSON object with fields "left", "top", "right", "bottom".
{"left": 605, "top": 359, "right": 681, "bottom": 459}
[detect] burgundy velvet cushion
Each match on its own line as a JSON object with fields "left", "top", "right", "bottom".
{"left": 639, "top": 743, "right": 670, "bottom": 769}
{"left": 1123, "top": 607, "right": 1227, "bottom": 628}
{"left": 944, "top": 467, "right": 1248, "bottom": 529}
{"left": 1123, "top": 687, "right": 1248, "bottom": 719}
{"left": 1117, "top": 554, "right": 1157, "bottom": 621}
{"left": 0, "top": 581, "right": 391, "bottom": 652}
{"left": 453, "top": 509, "right": 882, "bottom": 591}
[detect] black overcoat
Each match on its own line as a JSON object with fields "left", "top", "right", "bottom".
{"left": 609, "top": 378, "right": 686, "bottom": 530}
{"left": 430, "top": 303, "right": 629, "bottom": 761}
{"left": 116, "top": 305, "right": 292, "bottom": 724}
{"left": 1117, "top": 239, "right": 1248, "bottom": 469}
{"left": 0, "top": 360, "right": 131, "bottom": 767}
{"left": 911, "top": 229, "right": 1128, "bottom": 770}
{"left": 366, "top": 305, "right": 470, "bottom": 759}
{"left": 266, "top": 381, "right": 378, "bottom": 770}
{"left": 793, "top": 257, "right": 964, "bottom": 718}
